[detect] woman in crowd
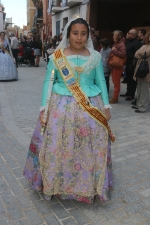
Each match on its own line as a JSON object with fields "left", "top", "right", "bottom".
{"left": 33, "top": 35, "right": 42, "bottom": 67}
{"left": 25, "top": 32, "right": 35, "bottom": 67}
{"left": 42, "top": 39, "right": 47, "bottom": 60}
{"left": 24, "top": 16, "right": 114, "bottom": 204}
{"left": 109, "top": 30, "right": 126, "bottom": 104}
{"left": 132, "top": 31, "right": 150, "bottom": 113}
{"left": 56, "top": 33, "right": 62, "bottom": 47}
{"left": 46, "top": 42, "right": 55, "bottom": 64}
{"left": 0, "top": 31, "right": 18, "bottom": 80}
{"left": 100, "top": 38, "right": 111, "bottom": 93}
{"left": 46, "top": 37, "right": 55, "bottom": 64}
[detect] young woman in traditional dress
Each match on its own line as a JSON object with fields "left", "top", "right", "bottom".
{"left": 0, "top": 31, "right": 18, "bottom": 80}
{"left": 24, "top": 16, "right": 114, "bottom": 203}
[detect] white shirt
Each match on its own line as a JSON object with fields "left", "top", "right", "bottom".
{"left": 11, "top": 37, "right": 19, "bottom": 49}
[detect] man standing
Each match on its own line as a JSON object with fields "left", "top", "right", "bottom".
{"left": 11, "top": 33, "right": 19, "bottom": 67}
{"left": 90, "top": 28, "right": 98, "bottom": 51}
{"left": 120, "top": 29, "right": 141, "bottom": 100}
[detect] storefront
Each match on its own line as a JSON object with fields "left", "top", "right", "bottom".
{"left": 89, "top": 0, "right": 150, "bottom": 43}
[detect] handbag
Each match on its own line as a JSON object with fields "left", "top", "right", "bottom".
{"left": 135, "top": 52, "right": 149, "bottom": 78}
{"left": 108, "top": 54, "right": 126, "bottom": 68}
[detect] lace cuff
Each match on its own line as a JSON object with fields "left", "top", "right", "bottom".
{"left": 40, "top": 106, "right": 46, "bottom": 112}
{"left": 104, "top": 104, "right": 112, "bottom": 109}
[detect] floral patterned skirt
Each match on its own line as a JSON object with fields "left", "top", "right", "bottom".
{"left": 24, "top": 93, "right": 112, "bottom": 204}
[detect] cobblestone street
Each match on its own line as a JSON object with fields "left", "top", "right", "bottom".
{"left": 0, "top": 60, "right": 150, "bottom": 225}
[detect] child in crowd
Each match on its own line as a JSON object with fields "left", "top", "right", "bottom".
{"left": 100, "top": 38, "right": 111, "bottom": 93}
{"left": 18, "top": 43, "right": 24, "bottom": 57}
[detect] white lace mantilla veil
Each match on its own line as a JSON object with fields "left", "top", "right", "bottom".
{"left": 56, "top": 14, "right": 94, "bottom": 51}
{"left": 0, "top": 30, "right": 14, "bottom": 59}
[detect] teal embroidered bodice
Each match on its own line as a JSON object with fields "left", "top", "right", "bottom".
{"left": 41, "top": 49, "right": 109, "bottom": 107}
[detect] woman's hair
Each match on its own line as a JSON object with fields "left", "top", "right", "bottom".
{"left": 67, "top": 18, "right": 89, "bottom": 39}
{"left": 113, "top": 30, "right": 124, "bottom": 42}
{"left": 99, "top": 38, "right": 109, "bottom": 47}
{"left": 0, "top": 31, "right": 5, "bottom": 36}
{"left": 144, "top": 31, "right": 150, "bottom": 45}
{"left": 139, "top": 29, "right": 146, "bottom": 36}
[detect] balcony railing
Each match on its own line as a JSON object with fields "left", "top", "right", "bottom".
{"left": 52, "top": 6, "right": 68, "bottom": 13}
{"left": 52, "top": 0, "right": 69, "bottom": 13}
{"left": 33, "top": 7, "right": 43, "bottom": 26}
{"left": 67, "top": 0, "right": 82, "bottom": 7}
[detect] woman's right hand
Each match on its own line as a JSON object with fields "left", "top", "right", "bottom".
{"left": 40, "top": 110, "right": 47, "bottom": 126}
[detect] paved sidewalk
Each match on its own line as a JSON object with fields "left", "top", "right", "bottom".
{"left": 0, "top": 60, "right": 150, "bottom": 225}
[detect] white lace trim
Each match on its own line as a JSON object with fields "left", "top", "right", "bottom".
{"left": 104, "top": 104, "right": 112, "bottom": 109}
{"left": 50, "top": 49, "right": 101, "bottom": 75}
{"left": 67, "top": 55, "right": 89, "bottom": 60}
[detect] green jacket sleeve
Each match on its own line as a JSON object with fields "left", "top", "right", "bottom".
{"left": 95, "top": 59, "right": 109, "bottom": 106}
{"left": 41, "top": 58, "right": 57, "bottom": 107}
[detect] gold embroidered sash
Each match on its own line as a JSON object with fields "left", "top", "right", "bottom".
{"left": 54, "top": 49, "right": 115, "bottom": 142}
{"left": 0, "top": 46, "right": 11, "bottom": 56}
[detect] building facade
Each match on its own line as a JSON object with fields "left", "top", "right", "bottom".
{"left": 28, "top": 0, "right": 52, "bottom": 41}
{"left": 51, "top": 0, "right": 150, "bottom": 43}
{"left": 5, "top": 17, "right": 13, "bottom": 29}
{"left": 51, "top": 0, "right": 86, "bottom": 36}
{"left": 89, "top": 0, "right": 150, "bottom": 44}
{"left": 27, "top": 0, "right": 36, "bottom": 31}
{"left": 0, "top": 2, "right": 6, "bottom": 31}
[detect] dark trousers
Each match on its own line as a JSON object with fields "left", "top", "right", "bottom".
{"left": 47, "top": 54, "right": 49, "bottom": 64}
{"left": 126, "top": 66, "right": 137, "bottom": 98}
{"left": 29, "top": 56, "right": 35, "bottom": 66}
{"left": 105, "top": 76, "right": 110, "bottom": 94}
{"left": 12, "top": 49, "right": 19, "bottom": 66}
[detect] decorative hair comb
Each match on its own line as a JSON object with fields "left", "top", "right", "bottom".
{"left": 72, "top": 14, "right": 81, "bottom": 19}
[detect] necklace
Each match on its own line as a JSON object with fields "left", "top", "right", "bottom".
{"left": 68, "top": 47, "right": 84, "bottom": 85}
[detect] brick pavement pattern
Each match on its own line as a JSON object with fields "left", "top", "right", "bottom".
{"left": 0, "top": 60, "right": 150, "bottom": 225}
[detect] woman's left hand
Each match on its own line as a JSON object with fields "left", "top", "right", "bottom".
{"left": 105, "top": 108, "right": 111, "bottom": 121}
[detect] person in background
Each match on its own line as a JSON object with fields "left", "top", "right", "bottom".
{"left": 33, "top": 35, "right": 42, "bottom": 67}
{"left": 21, "top": 35, "right": 27, "bottom": 50}
{"left": 11, "top": 33, "right": 19, "bottom": 67}
{"left": 90, "top": 28, "right": 98, "bottom": 51}
{"left": 138, "top": 29, "right": 146, "bottom": 45}
{"left": 18, "top": 43, "right": 24, "bottom": 57}
{"left": 56, "top": 33, "right": 62, "bottom": 47}
{"left": 100, "top": 38, "right": 111, "bottom": 93}
{"left": 42, "top": 39, "right": 46, "bottom": 60}
{"left": 25, "top": 32, "right": 35, "bottom": 67}
{"left": 120, "top": 29, "right": 141, "bottom": 100}
{"left": 53, "top": 35, "right": 57, "bottom": 47}
{"left": 8, "top": 35, "right": 11, "bottom": 44}
{"left": 132, "top": 31, "right": 150, "bottom": 113}
{"left": 46, "top": 42, "right": 55, "bottom": 64}
{"left": 131, "top": 29, "right": 146, "bottom": 105}
{"left": 46, "top": 37, "right": 56, "bottom": 64}
{"left": 109, "top": 30, "right": 126, "bottom": 104}
{"left": 0, "top": 31, "right": 18, "bottom": 80}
